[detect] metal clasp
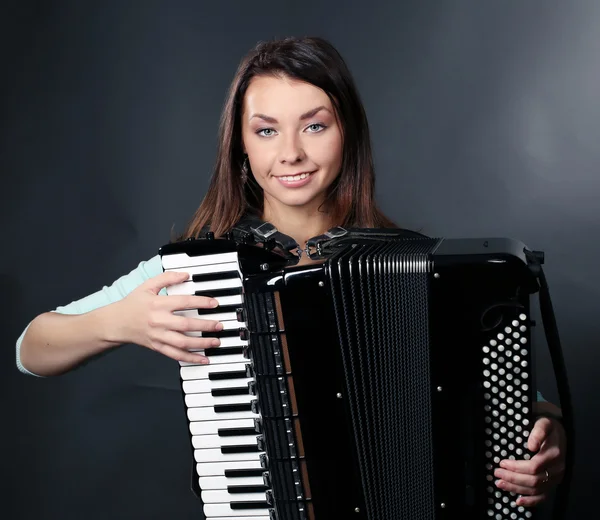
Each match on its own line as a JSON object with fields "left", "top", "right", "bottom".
{"left": 251, "top": 222, "right": 277, "bottom": 240}
{"left": 325, "top": 226, "right": 348, "bottom": 239}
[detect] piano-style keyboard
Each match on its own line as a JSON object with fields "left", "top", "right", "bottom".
{"left": 162, "top": 249, "right": 272, "bottom": 519}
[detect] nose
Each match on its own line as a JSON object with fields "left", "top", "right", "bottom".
{"left": 278, "top": 133, "right": 305, "bottom": 164}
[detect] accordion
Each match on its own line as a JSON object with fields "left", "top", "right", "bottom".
{"left": 159, "top": 227, "right": 545, "bottom": 520}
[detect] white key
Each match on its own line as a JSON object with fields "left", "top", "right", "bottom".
{"left": 202, "top": 489, "right": 267, "bottom": 504}
{"left": 192, "top": 434, "right": 258, "bottom": 449}
{"left": 185, "top": 392, "right": 253, "bottom": 408}
{"left": 181, "top": 362, "right": 249, "bottom": 381}
{"left": 188, "top": 406, "right": 257, "bottom": 422}
{"left": 208, "top": 517, "right": 269, "bottom": 520}
{"left": 196, "top": 459, "right": 262, "bottom": 477}
{"left": 168, "top": 287, "right": 244, "bottom": 308}
{"left": 204, "top": 503, "right": 269, "bottom": 517}
{"left": 173, "top": 260, "right": 240, "bottom": 277}
{"left": 212, "top": 337, "right": 247, "bottom": 348}
{"left": 190, "top": 418, "right": 256, "bottom": 436}
{"left": 215, "top": 294, "right": 243, "bottom": 306}
{"left": 180, "top": 352, "right": 247, "bottom": 367}
{"left": 162, "top": 251, "right": 239, "bottom": 270}
{"left": 203, "top": 504, "right": 269, "bottom": 520}
{"left": 199, "top": 475, "right": 265, "bottom": 490}
{"left": 183, "top": 378, "right": 254, "bottom": 395}
{"left": 194, "top": 448, "right": 263, "bottom": 463}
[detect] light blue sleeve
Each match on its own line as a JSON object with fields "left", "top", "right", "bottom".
{"left": 16, "top": 255, "right": 164, "bottom": 377}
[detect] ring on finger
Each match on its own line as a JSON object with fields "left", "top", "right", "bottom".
{"left": 542, "top": 469, "right": 550, "bottom": 483}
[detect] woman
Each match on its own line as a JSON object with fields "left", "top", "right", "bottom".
{"left": 15, "top": 36, "right": 565, "bottom": 509}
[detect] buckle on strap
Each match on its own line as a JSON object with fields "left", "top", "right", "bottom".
{"left": 251, "top": 222, "right": 277, "bottom": 240}
{"left": 306, "top": 227, "right": 348, "bottom": 250}
{"left": 325, "top": 226, "right": 347, "bottom": 239}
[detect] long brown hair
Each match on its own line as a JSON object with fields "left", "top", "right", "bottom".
{"left": 180, "top": 36, "right": 396, "bottom": 239}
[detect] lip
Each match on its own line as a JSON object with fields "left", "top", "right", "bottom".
{"left": 274, "top": 171, "right": 316, "bottom": 188}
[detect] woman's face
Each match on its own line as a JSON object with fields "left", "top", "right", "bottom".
{"left": 241, "top": 74, "right": 343, "bottom": 216}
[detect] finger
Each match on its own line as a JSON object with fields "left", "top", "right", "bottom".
{"left": 515, "top": 493, "right": 547, "bottom": 508}
{"left": 494, "top": 468, "right": 539, "bottom": 489}
{"left": 160, "top": 330, "right": 221, "bottom": 351}
{"left": 165, "top": 314, "right": 224, "bottom": 334}
{"left": 495, "top": 477, "right": 537, "bottom": 497}
{"left": 152, "top": 342, "right": 210, "bottom": 365}
{"left": 528, "top": 417, "right": 553, "bottom": 452}
{"left": 161, "top": 294, "right": 220, "bottom": 311}
{"left": 500, "top": 452, "right": 551, "bottom": 475}
{"left": 144, "top": 271, "right": 190, "bottom": 294}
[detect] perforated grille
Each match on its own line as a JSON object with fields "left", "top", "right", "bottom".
{"left": 328, "top": 239, "right": 439, "bottom": 520}
{"left": 482, "top": 312, "right": 534, "bottom": 520}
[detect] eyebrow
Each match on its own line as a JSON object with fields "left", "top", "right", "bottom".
{"left": 249, "top": 105, "right": 330, "bottom": 124}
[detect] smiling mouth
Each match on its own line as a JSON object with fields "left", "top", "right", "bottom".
{"left": 276, "top": 171, "right": 315, "bottom": 181}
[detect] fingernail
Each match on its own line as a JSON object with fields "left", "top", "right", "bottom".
{"left": 211, "top": 299, "right": 219, "bottom": 307}
{"left": 211, "top": 339, "right": 220, "bottom": 347}
{"left": 216, "top": 322, "right": 224, "bottom": 331}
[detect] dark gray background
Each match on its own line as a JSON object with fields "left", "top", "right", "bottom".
{"left": 2, "top": 1, "right": 596, "bottom": 518}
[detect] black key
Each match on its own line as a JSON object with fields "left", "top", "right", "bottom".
{"left": 218, "top": 427, "right": 257, "bottom": 437}
{"left": 202, "top": 329, "right": 240, "bottom": 339}
{"left": 195, "top": 287, "right": 241, "bottom": 298}
{"left": 205, "top": 347, "right": 244, "bottom": 357}
{"left": 222, "top": 444, "right": 260, "bottom": 454}
{"left": 214, "top": 403, "right": 252, "bottom": 413}
{"left": 212, "top": 386, "right": 250, "bottom": 397}
{"left": 231, "top": 501, "right": 270, "bottom": 510}
{"left": 197, "top": 304, "right": 241, "bottom": 316}
{"left": 192, "top": 271, "right": 239, "bottom": 283}
{"left": 225, "top": 468, "right": 265, "bottom": 478}
{"left": 208, "top": 370, "right": 247, "bottom": 381}
{"left": 228, "top": 485, "right": 268, "bottom": 494}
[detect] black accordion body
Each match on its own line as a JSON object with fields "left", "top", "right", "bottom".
{"left": 159, "top": 227, "right": 544, "bottom": 520}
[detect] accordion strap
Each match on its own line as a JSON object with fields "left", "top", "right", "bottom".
{"left": 525, "top": 250, "right": 574, "bottom": 520}
{"left": 207, "top": 214, "right": 301, "bottom": 262}
{"left": 306, "top": 226, "right": 429, "bottom": 258}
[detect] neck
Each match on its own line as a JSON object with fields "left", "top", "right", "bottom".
{"left": 261, "top": 201, "right": 334, "bottom": 248}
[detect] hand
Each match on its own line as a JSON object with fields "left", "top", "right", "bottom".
{"left": 494, "top": 416, "right": 566, "bottom": 507}
{"left": 114, "top": 271, "right": 223, "bottom": 364}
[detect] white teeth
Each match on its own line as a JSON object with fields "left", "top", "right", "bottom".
{"left": 280, "top": 172, "right": 311, "bottom": 181}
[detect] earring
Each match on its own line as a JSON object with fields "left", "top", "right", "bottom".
{"left": 241, "top": 155, "right": 249, "bottom": 182}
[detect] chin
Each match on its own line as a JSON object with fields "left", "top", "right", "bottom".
{"left": 270, "top": 193, "right": 325, "bottom": 210}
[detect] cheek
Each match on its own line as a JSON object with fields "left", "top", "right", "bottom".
{"left": 312, "top": 131, "right": 343, "bottom": 168}
{"left": 245, "top": 144, "right": 273, "bottom": 177}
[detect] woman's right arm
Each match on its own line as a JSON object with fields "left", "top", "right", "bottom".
{"left": 17, "top": 255, "right": 223, "bottom": 377}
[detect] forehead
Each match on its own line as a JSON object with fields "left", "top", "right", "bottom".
{"left": 242, "top": 75, "right": 333, "bottom": 117}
